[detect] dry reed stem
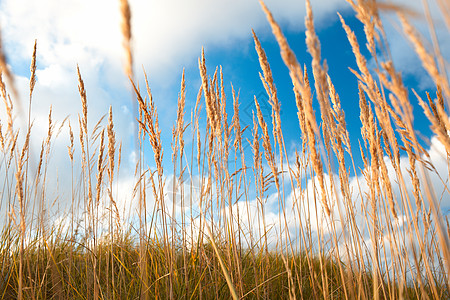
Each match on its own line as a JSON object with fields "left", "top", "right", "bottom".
{"left": 174, "top": 69, "right": 186, "bottom": 158}
{"left": 379, "top": 61, "right": 414, "bottom": 140}
{"left": 131, "top": 72, "right": 164, "bottom": 178}
{"left": 417, "top": 90, "right": 450, "bottom": 155}
{"left": 171, "top": 69, "right": 187, "bottom": 296}
{"left": 252, "top": 29, "right": 284, "bottom": 177}
{"left": 26, "top": 41, "right": 37, "bottom": 144}
{"left": 78, "top": 117, "right": 85, "bottom": 163}
{"left": 252, "top": 30, "right": 276, "bottom": 101}
{"left": 251, "top": 114, "right": 261, "bottom": 194}
{"left": 328, "top": 75, "right": 351, "bottom": 153}
{"left": 0, "top": 27, "right": 19, "bottom": 105}
{"left": 0, "top": 122, "right": 4, "bottom": 150}
{"left": 132, "top": 71, "right": 171, "bottom": 297}
{"left": 231, "top": 85, "right": 243, "bottom": 151}
{"left": 326, "top": 73, "right": 361, "bottom": 296}
{"left": 8, "top": 131, "right": 18, "bottom": 170}
{"left": 339, "top": 9, "right": 406, "bottom": 199}
{"left": 77, "top": 65, "right": 88, "bottom": 135}
{"left": 259, "top": 0, "right": 330, "bottom": 217}
{"left": 0, "top": 71, "right": 14, "bottom": 140}
{"left": 435, "top": 0, "right": 450, "bottom": 29}
{"left": 120, "top": 0, "right": 133, "bottom": 79}
{"left": 107, "top": 107, "right": 116, "bottom": 183}
{"left": 199, "top": 49, "right": 220, "bottom": 138}
{"left": 0, "top": 69, "right": 6, "bottom": 102}
{"left": 45, "top": 106, "right": 53, "bottom": 149}
{"left": 29, "top": 40, "right": 37, "bottom": 99}
{"left": 16, "top": 125, "right": 31, "bottom": 300}
{"left": 294, "top": 75, "right": 307, "bottom": 150}
{"left": 220, "top": 67, "right": 230, "bottom": 159}
{"left": 95, "top": 129, "right": 105, "bottom": 206}
{"left": 427, "top": 91, "right": 445, "bottom": 131}
{"left": 259, "top": 0, "right": 318, "bottom": 137}
{"left": 195, "top": 86, "right": 203, "bottom": 167}
{"left": 254, "top": 96, "right": 279, "bottom": 190}
{"left": 338, "top": 13, "right": 376, "bottom": 95}
{"left": 346, "top": 0, "right": 382, "bottom": 58}
{"left": 305, "top": 0, "right": 331, "bottom": 125}
{"left": 305, "top": 0, "right": 337, "bottom": 220}
{"left": 399, "top": 13, "right": 450, "bottom": 103}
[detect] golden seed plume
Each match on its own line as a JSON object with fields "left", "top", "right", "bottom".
{"left": 199, "top": 48, "right": 220, "bottom": 138}
{"left": 107, "top": 106, "right": 116, "bottom": 182}
{"left": 77, "top": 65, "right": 88, "bottom": 135}
{"left": 29, "top": 40, "right": 37, "bottom": 98}
{"left": 120, "top": 0, "right": 133, "bottom": 79}
{"left": 0, "top": 26, "right": 19, "bottom": 104}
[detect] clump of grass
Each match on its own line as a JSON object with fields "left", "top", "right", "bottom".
{"left": 0, "top": 0, "right": 449, "bottom": 299}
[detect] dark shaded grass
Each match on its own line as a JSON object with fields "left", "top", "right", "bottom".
{"left": 0, "top": 230, "right": 439, "bottom": 300}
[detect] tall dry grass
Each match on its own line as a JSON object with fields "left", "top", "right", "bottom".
{"left": 0, "top": 0, "right": 449, "bottom": 299}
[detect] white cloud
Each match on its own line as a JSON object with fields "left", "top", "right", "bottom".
{"left": 0, "top": 0, "right": 352, "bottom": 94}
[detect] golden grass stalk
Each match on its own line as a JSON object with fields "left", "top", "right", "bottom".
{"left": 137, "top": 71, "right": 164, "bottom": 178}
{"left": 16, "top": 125, "right": 31, "bottom": 300}
{"left": 171, "top": 69, "right": 187, "bottom": 296}
{"left": 258, "top": 0, "right": 318, "bottom": 136}
{"left": 201, "top": 212, "right": 239, "bottom": 300}
{"left": 254, "top": 96, "right": 279, "bottom": 190}
{"left": 107, "top": 107, "right": 116, "bottom": 183}
{"left": 199, "top": 48, "right": 220, "bottom": 138}
{"left": 399, "top": 13, "right": 450, "bottom": 104}
{"left": 0, "top": 27, "right": 19, "bottom": 106}
{"left": 106, "top": 108, "right": 120, "bottom": 298}
{"left": 251, "top": 29, "right": 281, "bottom": 137}
{"left": 77, "top": 66, "right": 88, "bottom": 136}
{"left": 0, "top": 65, "right": 14, "bottom": 141}
{"left": 0, "top": 122, "right": 4, "bottom": 151}
{"left": 95, "top": 129, "right": 105, "bottom": 206}
{"left": 259, "top": 0, "right": 330, "bottom": 217}
{"left": 435, "top": 0, "right": 450, "bottom": 29}
{"left": 29, "top": 40, "right": 37, "bottom": 100}
{"left": 338, "top": 12, "right": 375, "bottom": 95}
{"left": 120, "top": 0, "right": 133, "bottom": 80}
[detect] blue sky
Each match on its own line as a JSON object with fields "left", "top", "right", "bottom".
{"left": 1, "top": 0, "right": 449, "bottom": 225}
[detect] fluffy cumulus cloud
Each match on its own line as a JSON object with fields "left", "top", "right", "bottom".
{"left": 1, "top": 0, "right": 444, "bottom": 151}
{"left": 0, "top": 0, "right": 346, "bottom": 84}
{"left": 130, "top": 0, "right": 345, "bottom": 82}
{"left": 0, "top": 0, "right": 447, "bottom": 125}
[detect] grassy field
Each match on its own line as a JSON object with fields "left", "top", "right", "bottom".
{"left": 0, "top": 0, "right": 449, "bottom": 299}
